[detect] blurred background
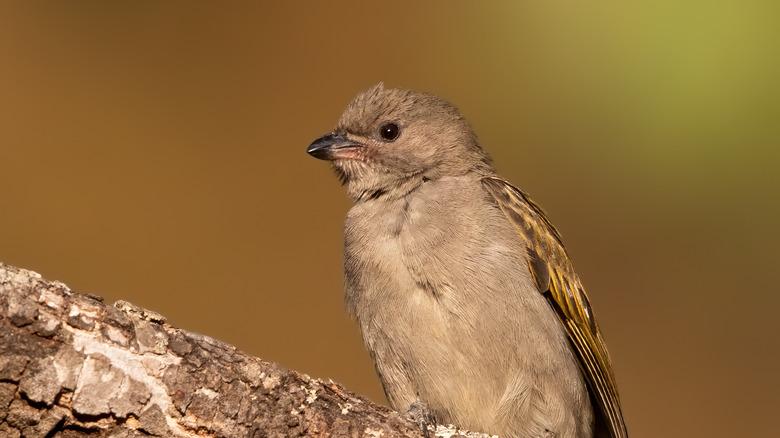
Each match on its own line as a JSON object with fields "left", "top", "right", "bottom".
{"left": 1, "top": 2, "right": 778, "bottom": 437}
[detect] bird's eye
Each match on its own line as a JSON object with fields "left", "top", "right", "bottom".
{"left": 379, "top": 122, "right": 400, "bottom": 142}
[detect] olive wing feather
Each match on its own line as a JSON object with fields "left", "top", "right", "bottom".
{"left": 482, "top": 176, "right": 628, "bottom": 438}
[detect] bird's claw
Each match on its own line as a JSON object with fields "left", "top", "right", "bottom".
{"left": 407, "top": 401, "right": 435, "bottom": 438}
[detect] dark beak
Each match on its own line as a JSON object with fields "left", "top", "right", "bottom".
{"left": 307, "top": 133, "right": 362, "bottom": 161}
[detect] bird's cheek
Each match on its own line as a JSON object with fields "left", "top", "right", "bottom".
{"left": 389, "top": 151, "right": 434, "bottom": 173}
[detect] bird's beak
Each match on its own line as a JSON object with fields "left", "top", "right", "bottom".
{"left": 307, "top": 133, "right": 363, "bottom": 161}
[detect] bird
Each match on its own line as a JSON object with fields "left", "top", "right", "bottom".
{"left": 307, "top": 83, "right": 628, "bottom": 438}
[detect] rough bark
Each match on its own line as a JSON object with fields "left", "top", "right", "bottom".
{"left": 0, "top": 263, "right": 486, "bottom": 438}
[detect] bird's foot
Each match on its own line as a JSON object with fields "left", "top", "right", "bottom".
{"left": 407, "top": 401, "right": 435, "bottom": 438}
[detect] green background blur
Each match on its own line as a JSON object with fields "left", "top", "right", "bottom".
{"left": 2, "top": 2, "right": 778, "bottom": 437}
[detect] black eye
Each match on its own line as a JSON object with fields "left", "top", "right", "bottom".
{"left": 379, "top": 122, "right": 400, "bottom": 141}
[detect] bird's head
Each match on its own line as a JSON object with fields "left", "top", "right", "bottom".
{"left": 308, "top": 83, "right": 492, "bottom": 201}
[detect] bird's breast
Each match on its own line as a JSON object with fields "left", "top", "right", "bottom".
{"left": 342, "top": 178, "right": 533, "bottom": 326}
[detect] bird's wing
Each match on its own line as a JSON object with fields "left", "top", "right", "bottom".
{"left": 482, "top": 176, "right": 628, "bottom": 438}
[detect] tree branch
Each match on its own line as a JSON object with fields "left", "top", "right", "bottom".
{"left": 0, "top": 263, "right": 450, "bottom": 437}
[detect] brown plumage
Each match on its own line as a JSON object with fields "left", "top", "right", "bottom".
{"left": 308, "top": 84, "right": 628, "bottom": 438}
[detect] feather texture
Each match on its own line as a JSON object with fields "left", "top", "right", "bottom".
{"left": 482, "top": 176, "right": 628, "bottom": 438}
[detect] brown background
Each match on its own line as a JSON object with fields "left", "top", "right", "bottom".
{"left": 1, "top": 2, "right": 778, "bottom": 437}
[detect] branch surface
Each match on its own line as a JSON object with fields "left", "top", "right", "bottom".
{"left": 0, "top": 263, "right": 444, "bottom": 437}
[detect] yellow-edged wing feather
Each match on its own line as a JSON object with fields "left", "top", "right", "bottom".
{"left": 482, "top": 176, "right": 628, "bottom": 438}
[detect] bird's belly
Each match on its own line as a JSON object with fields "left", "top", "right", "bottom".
{"left": 349, "top": 234, "right": 524, "bottom": 431}
{"left": 344, "top": 199, "right": 590, "bottom": 438}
